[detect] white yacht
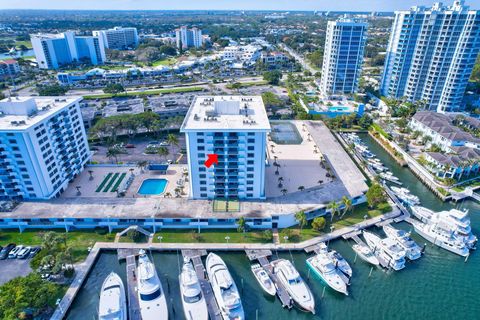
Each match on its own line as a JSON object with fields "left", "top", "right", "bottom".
{"left": 379, "top": 172, "right": 402, "bottom": 185}
{"left": 390, "top": 186, "right": 420, "bottom": 206}
{"left": 98, "top": 272, "right": 126, "bottom": 320}
{"left": 179, "top": 259, "right": 208, "bottom": 320}
{"left": 326, "top": 249, "right": 352, "bottom": 278}
{"left": 306, "top": 253, "right": 348, "bottom": 295}
{"left": 273, "top": 259, "right": 315, "bottom": 314}
{"left": 206, "top": 253, "right": 244, "bottom": 320}
{"left": 351, "top": 243, "right": 380, "bottom": 266}
{"left": 251, "top": 264, "right": 276, "bottom": 296}
{"left": 383, "top": 225, "right": 422, "bottom": 260}
{"left": 412, "top": 220, "right": 470, "bottom": 257}
{"left": 411, "top": 206, "right": 477, "bottom": 249}
{"left": 137, "top": 250, "right": 168, "bottom": 319}
{"left": 363, "top": 231, "right": 406, "bottom": 271}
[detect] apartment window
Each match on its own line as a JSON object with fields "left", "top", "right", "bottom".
{"left": 247, "top": 187, "right": 253, "bottom": 191}
{"left": 247, "top": 139, "right": 255, "bottom": 143}
{"left": 8, "top": 139, "right": 16, "bottom": 144}
{"left": 197, "top": 139, "right": 204, "bottom": 143}
{"left": 199, "top": 174, "right": 206, "bottom": 178}
{"left": 247, "top": 174, "right": 254, "bottom": 178}
{"left": 247, "top": 193, "right": 253, "bottom": 197}
{"left": 199, "top": 167, "right": 206, "bottom": 172}
{"left": 200, "top": 193, "right": 207, "bottom": 197}
{"left": 247, "top": 167, "right": 254, "bottom": 172}
{"left": 247, "top": 180, "right": 254, "bottom": 185}
{"left": 197, "top": 132, "right": 204, "bottom": 136}
{"left": 247, "top": 153, "right": 254, "bottom": 157}
{"left": 247, "top": 160, "right": 254, "bottom": 165}
{"left": 200, "top": 180, "right": 206, "bottom": 185}
{"left": 198, "top": 146, "right": 205, "bottom": 151}
{"left": 200, "top": 187, "right": 207, "bottom": 191}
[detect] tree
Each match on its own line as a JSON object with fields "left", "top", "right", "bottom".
{"left": 281, "top": 188, "right": 288, "bottom": 195}
{"left": 137, "top": 160, "right": 148, "bottom": 173}
{"left": 0, "top": 273, "right": 63, "bottom": 320}
{"left": 236, "top": 217, "right": 247, "bottom": 233}
{"left": 103, "top": 83, "right": 125, "bottom": 95}
{"left": 311, "top": 217, "right": 326, "bottom": 231}
{"left": 263, "top": 70, "right": 282, "bottom": 85}
{"left": 106, "top": 147, "right": 121, "bottom": 164}
{"left": 340, "top": 196, "right": 353, "bottom": 218}
{"left": 366, "top": 183, "right": 387, "bottom": 208}
{"left": 158, "top": 45, "right": 177, "bottom": 56}
{"left": 36, "top": 84, "right": 68, "bottom": 96}
{"left": 298, "top": 185, "right": 305, "bottom": 192}
{"left": 157, "top": 146, "right": 169, "bottom": 163}
{"left": 327, "top": 201, "right": 339, "bottom": 222}
{"left": 295, "top": 210, "right": 308, "bottom": 231}
{"left": 167, "top": 133, "right": 179, "bottom": 162}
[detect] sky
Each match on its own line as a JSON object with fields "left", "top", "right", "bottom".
{"left": 0, "top": 0, "right": 479, "bottom": 11}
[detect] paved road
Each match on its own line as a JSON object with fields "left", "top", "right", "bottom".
{"left": 0, "top": 258, "right": 32, "bottom": 285}
{"left": 280, "top": 43, "right": 318, "bottom": 75}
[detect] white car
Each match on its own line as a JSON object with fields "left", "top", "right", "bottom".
{"left": 8, "top": 245, "right": 24, "bottom": 259}
{"left": 17, "top": 246, "right": 32, "bottom": 259}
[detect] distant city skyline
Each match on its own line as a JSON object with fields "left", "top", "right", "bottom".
{"left": 1, "top": 0, "right": 480, "bottom": 11}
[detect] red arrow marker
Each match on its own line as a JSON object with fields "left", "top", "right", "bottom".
{"left": 204, "top": 154, "right": 218, "bottom": 168}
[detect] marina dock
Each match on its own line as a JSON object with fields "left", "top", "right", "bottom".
{"left": 125, "top": 254, "right": 141, "bottom": 320}
{"left": 245, "top": 250, "right": 293, "bottom": 309}
{"left": 181, "top": 250, "right": 222, "bottom": 320}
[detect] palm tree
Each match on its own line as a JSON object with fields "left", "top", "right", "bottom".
{"left": 340, "top": 196, "right": 353, "bottom": 218}
{"left": 327, "top": 201, "right": 339, "bottom": 222}
{"left": 157, "top": 146, "right": 169, "bottom": 163}
{"left": 106, "top": 147, "right": 120, "bottom": 164}
{"left": 136, "top": 160, "right": 148, "bottom": 173}
{"left": 88, "top": 170, "right": 94, "bottom": 181}
{"left": 281, "top": 188, "right": 288, "bottom": 196}
{"left": 167, "top": 134, "right": 179, "bottom": 162}
{"left": 295, "top": 210, "right": 307, "bottom": 232}
{"left": 298, "top": 185, "right": 305, "bottom": 192}
{"left": 236, "top": 217, "right": 247, "bottom": 233}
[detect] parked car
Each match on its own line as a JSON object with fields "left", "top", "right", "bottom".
{"left": 8, "top": 245, "right": 24, "bottom": 259}
{"left": 125, "top": 144, "right": 135, "bottom": 148}
{"left": 0, "top": 243, "right": 16, "bottom": 259}
{"left": 28, "top": 247, "right": 41, "bottom": 259}
{"left": 17, "top": 246, "right": 32, "bottom": 259}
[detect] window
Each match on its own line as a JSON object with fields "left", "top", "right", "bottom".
{"left": 197, "top": 139, "right": 204, "bottom": 143}
{"left": 199, "top": 174, "right": 206, "bottom": 178}
{"left": 247, "top": 153, "right": 254, "bottom": 157}
{"left": 247, "top": 160, "right": 254, "bottom": 165}
{"left": 200, "top": 193, "right": 207, "bottom": 197}
{"left": 198, "top": 146, "right": 205, "bottom": 151}
{"left": 200, "top": 187, "right": 207, "bottom": 191}
{"left": 247, "top": 139, "right": 255, "bottom": 143}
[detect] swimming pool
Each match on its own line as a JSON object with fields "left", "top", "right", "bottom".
{"left": 270, "top": 121, "right": 303, "bottom": 145}
{"left": 138, "top": 179, "right": 168, "bottom": 195}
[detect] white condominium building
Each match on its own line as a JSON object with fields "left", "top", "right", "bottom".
{"left": 175, "top": 26, "right": 203, "bottom": 49}
{"left": 0, "top": 97, "right": 90, "bottom": 200}
{"left": 181, "top": 96, "right": 271, "bottom": 200}
{"left": 221, "top": 45, "right": 262, "bottom": 64}
{"left": 381, "top": 1, "right": 480, "bottom": 113}
{"left": 31, "top": 31, "right": 106, "bottom": 69}
{"left": 319, "top": 18, "right": 368, "bottom": 95}
{"left": 93, "top": 27, "right": 139, "bottom": 50}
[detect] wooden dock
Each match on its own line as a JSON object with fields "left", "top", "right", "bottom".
{"left": 181, "top": 250, "right": 222, "bottom": 320}
{"left": 245, "top": 250, "right": 293, "bottom": 309}
{"left": 125, "top": 255, "right": 141, "bottom": 320}
{"left": 117, "top": 248, "right": 142, "bottom": 261}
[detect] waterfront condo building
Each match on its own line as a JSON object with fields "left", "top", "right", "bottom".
{"left": 0, "top": 96, "right": 90, "bottom": 200}
{"left": 31, "top": 31, "right": 106, "bottom": 69}
{"left": 175, "top": 26, "right": 203, "bottom": 49}
{"left": 93, "top": 27, "right": 139, "bottom": 50}
{"left": 181, "top": 96, "right": 271, "bottom": 200}
{"left": 0, "top": 59, "right": 20, "bottom": 79}
{"left": 319, "top": 18, "right": 368, "bottom": 95}
{"left": 380, "top": 1, "right": 480, "bottom": 113}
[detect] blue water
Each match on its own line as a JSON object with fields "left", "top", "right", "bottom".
{"left": 67, "top": 133, "right": 480, "bottom": 320}
{"left": 138, "top": 178, "right": 168, "bottom": 195}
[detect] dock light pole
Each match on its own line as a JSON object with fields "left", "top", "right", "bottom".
{"left": 56, "top": 298, "right": 63, "bottom": 314}
{"left": 157, "top": 236, "right": 163, "bottom": 243}
{"left": 225, "top": 236, "right": 230, "bottom": 244}
{"left": 363, "top": 214, "right": 368, "bottom": 223}
{"left": 327, "top": 226, "right": 335, "bottom": 246}
{"left": 283, "top": 236, "right": 289, "bottom": 244}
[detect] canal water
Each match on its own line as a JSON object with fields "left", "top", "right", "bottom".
{"left": 66, "top": 133, "right": 480, "bottom": 320}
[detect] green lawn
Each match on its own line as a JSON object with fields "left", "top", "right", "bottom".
{"left": 279, "top": 202, "right": 388, "bottom": 243}
{"left": 153, "top": 229, "right": 272, "bottom": 244}
{"left": 226, "top": 81, "right": 268, "bottom": 89}
{"left": 0, "top": 230, "right": 115, "bottom": 263}
{"left": 152, "top": 57, "right": 177, "bottom": 67}
{"left": 83, "top": 86, "right": 204, "bottom": 99}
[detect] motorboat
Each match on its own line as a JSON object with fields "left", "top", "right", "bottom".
{"left": 98, "top": 272, "right": 127, "bottom": 320}
{"left": 363, "top": 231, "right": 406, "bottom": 271}
{"left": 383, "top": 225, "right": 422, "bottom": 260}
{"left": 179, "top": 258, "right": 208, "bottom": 320}
{"left": 273, "top": 259, "right": 315, "bottom": 314}
{"left": 306, "top": 253, "right": 348, "bottom": 295}
{"left": 206, "top": 253, "right": 244, "bottom": 320}
{"left": 411, "top": 206, "right": 477, "bottom": 249}
{"left": 351, "top": 243, "right": 380, "bottom": 266}
{"left": 137, "top": 250, "right": 168, "bottom": 319}
{"left": 379, "top": 172, "right": 402, "bottom": 185}
{"left": 412, "top": 220, "right": 470, "bottom": 257}
{"left": 390, "top": 186, "right": 420, "bottom": 206}
{"left": 326, "top": 249, "right": 352, "bottom": 278}
{"left": 251, "top": 264, "right": 276, "bottom": 296}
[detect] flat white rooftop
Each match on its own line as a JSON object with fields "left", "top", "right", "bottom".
{"left": 0, "top": 96, "right": 82, "bottom": 131}
{"left": 181, "top": 95, "right": 271, "bottom": 132}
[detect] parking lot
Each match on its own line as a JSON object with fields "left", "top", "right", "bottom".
{"left": 0, "top": 258, "right": 32, "bottom": 285}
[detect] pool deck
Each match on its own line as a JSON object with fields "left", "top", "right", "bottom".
{"left": 2, "top": 121, "right": 367, "bottom": 220}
